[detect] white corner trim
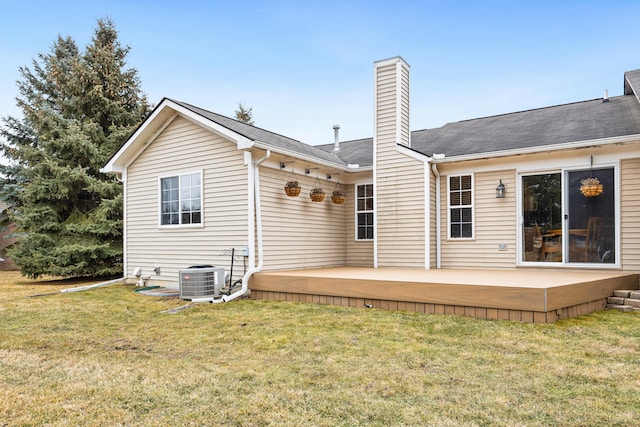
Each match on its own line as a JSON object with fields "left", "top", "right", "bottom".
{"left": 396, "top": 61, "right": 403, "bottom": 149}
{"left": 424, "top": 161, "right": 430, "bottom": 270}
{"left": 373, "top": 63, "right": 378, "bottom": 269}
{"left": 122, "top": 168, "right": 128, "bottom": 277}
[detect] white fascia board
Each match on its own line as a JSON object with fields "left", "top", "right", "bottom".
{"left": 433, "top": 134, "right": 640, "bottom": 164}
{"left": 396, "top": 144, "right": 431, "bottom": 162}
{"left": 250, "top": 141, "right": 371, "bottom": 173}
{"left": 102, "top": 99, "right": 253, "bottom": 174}
{"left": 170, "top": 103, "right": 253, "bottom": 148}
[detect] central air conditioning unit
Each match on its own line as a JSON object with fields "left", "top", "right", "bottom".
{"left": 179, "top": 266, "right": 225, "bottom": 300}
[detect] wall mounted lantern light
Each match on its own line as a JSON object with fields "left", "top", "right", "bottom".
{"left": 496, "top": 179, "right": 506, "bottom": 198}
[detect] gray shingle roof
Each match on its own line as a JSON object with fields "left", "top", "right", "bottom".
{"left": 170, "top": 99, "right": 347, "bottom": 166}
{"left": 167, "top": 68, "right": 640, "bottom": 167}
{"left": 315, "top": 137, "right": 373, "bottom": 167}
{"left": 411, "top": 94, "right": 640, "bottom": 158}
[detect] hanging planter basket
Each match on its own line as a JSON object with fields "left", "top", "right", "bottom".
{"left": 284, "top": 180, "right": 301, "bottom": 197}
{"left": 329, "top": 175, "right": 345, "bottom": 204}
{"left": 580, "top": 177, "right": 603, "bottom": 197}
{"left": 331, "top": 189, "right": 346, "bottom": 204}
{"left": 283, "top": 165, "right": 301, "bottom": 197}
{"left": 310, "top": 188, "right": 325, "bottom": 202}
{"left": 310, "top": 176, "right": 325, "bottom": 202}
{"left": 580, "top": 156, "right": 603, "bottom": 197}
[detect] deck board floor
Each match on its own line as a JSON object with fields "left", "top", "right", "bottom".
{"left": 250, "top": 267, "right": 639, "bottom": 322}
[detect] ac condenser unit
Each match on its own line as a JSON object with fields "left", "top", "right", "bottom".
{"left": 179, "top": 266, "right": 225, "bottom": 300}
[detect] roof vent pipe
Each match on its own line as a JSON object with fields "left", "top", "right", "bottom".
{"left": 333, "top": 125, "right": 340, "bottom": 151}
{"left": 603, "top": 89, "right": 609, "bottom": 103}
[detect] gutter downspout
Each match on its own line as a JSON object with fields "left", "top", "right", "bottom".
{"left": 221, "top": 149, "right": 270, "bottom": 302}
{"left": 430, "top": 161, "right": 442, "bottom": 269}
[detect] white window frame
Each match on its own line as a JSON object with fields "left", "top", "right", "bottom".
{"left": 355, "top": 183, "right": 374, "bottom": 241}
{"left": 158, "top": 170, "right": 204, "bottom": 228}
{"left": 447, "top": 174, "right": 474, "bottom": 240}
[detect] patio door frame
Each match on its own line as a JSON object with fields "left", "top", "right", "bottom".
{"left": 517, "top": 162, "right": 620, "bottom": 268}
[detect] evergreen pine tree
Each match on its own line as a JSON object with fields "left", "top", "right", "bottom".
{"left": 234, "top": 102, "right": 254, "bottom": 125}
{"left": 0, "top": 18, "right": 150, "bottom": 278}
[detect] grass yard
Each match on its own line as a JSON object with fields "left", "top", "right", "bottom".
{"left": 1, "top": 271, "right": 639, "bottom": 426}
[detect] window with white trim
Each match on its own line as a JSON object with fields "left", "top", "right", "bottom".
{"left": 356, "top": 184, "right": 374, "bottom": 240}
{"left": 160, "top": 172, "right": 202, "bottom": 226}
{"left": 448, "top": 174, "right": 473, "bottom": 238}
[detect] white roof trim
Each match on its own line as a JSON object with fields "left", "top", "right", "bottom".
{"left": 432, "top": 133, "right": 640, "bottom": 164}
{"left": 102, "top": 99, "right": 253, "bottom": 174}
{"left": 250, "top": 141, "right": 369, "bottom": 173}
{"left": 396, "top": 143, "right": 430, "bottom": 162}
{"left": 175, "top": 104, "right": 253, "bottom": 148}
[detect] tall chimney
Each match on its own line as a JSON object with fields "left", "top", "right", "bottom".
{"left": 333, "top": 125, "right": 340, "bottom": 151}
{"left": 374, "top": 56, "right": 410, "bottom": 149}
{"left": 373, "top": 56, "right": 411, "bottom": 269}
{"left": 603, "top": 89, "right": 609, "bottom": 103}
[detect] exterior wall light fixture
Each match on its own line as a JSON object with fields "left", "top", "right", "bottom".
{"left": 496, "top": 179, "right": 506, "bottom": 198}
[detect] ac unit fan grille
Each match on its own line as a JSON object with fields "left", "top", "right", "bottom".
{"left": 179, "top": 267, "right": 224, "bottom": 300}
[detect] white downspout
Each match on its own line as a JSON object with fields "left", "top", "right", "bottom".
{"left": 222, "top": 149, "right": 270, "bottom": 302}
{"left": 430, "top": 161, "right": 442, "bottom": 269}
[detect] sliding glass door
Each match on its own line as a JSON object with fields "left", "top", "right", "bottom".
{"left": 522, "top": 173, "right": 563, "bottom": 262}
{"left": 566, "top": 168, "right": 615, "bottom": 264}
{"left": 521, "top": 167, "right": 616, "bottom": 265}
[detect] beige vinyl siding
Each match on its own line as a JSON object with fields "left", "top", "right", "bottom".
{"left": 440, "top": 170, "right": 517, "bottom": 269}
{"left": 375, "top": 59, "right": 425, "bottom": 268}
{"left": 621, "top": 158, "right": 640, "bottom": 271}
{"left": 346, "top": 182, "right": 374, "bottom": 266}
{"left": 126, "top": 116, "right": 249, "bottom": 285}
{"left": 259, "top": 166, "right": 347, "bottom": 270}
{"left": 430, "top": 169, "right": 437, "bottom": 268}
{"left": 376, "top": 159, "right": 425, "bottom": 267}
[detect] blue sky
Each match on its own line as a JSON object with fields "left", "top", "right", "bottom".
{"left": 1, "top": 0, "right": 640, "bottom": 146}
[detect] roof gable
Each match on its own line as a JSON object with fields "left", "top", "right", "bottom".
{"left": 102, "top": 98, "right": 253, "bottom": 173}
{"left": 103, "top": 98, "right": 350, "bottom": 174}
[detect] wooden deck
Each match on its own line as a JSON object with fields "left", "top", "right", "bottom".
{"left": 249, "top": 267, "right": 639, "bottom": 323}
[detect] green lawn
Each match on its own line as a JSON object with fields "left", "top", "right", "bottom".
{"left": 1, "top": 271, "right": 639, "bottom": 426}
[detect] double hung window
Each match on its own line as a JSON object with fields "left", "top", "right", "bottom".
{"left": 356, "top": 184, "right": 374, "bottom": 240}
{"left": 448, "top": 175, "right": 473, "bottom": 238}
{"left": 160, "top": 172, "right": 202, "bottom": 226}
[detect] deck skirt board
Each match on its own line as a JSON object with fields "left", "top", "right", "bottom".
{"left": 250, "top": 267, "right": 639, "bottom": 323}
